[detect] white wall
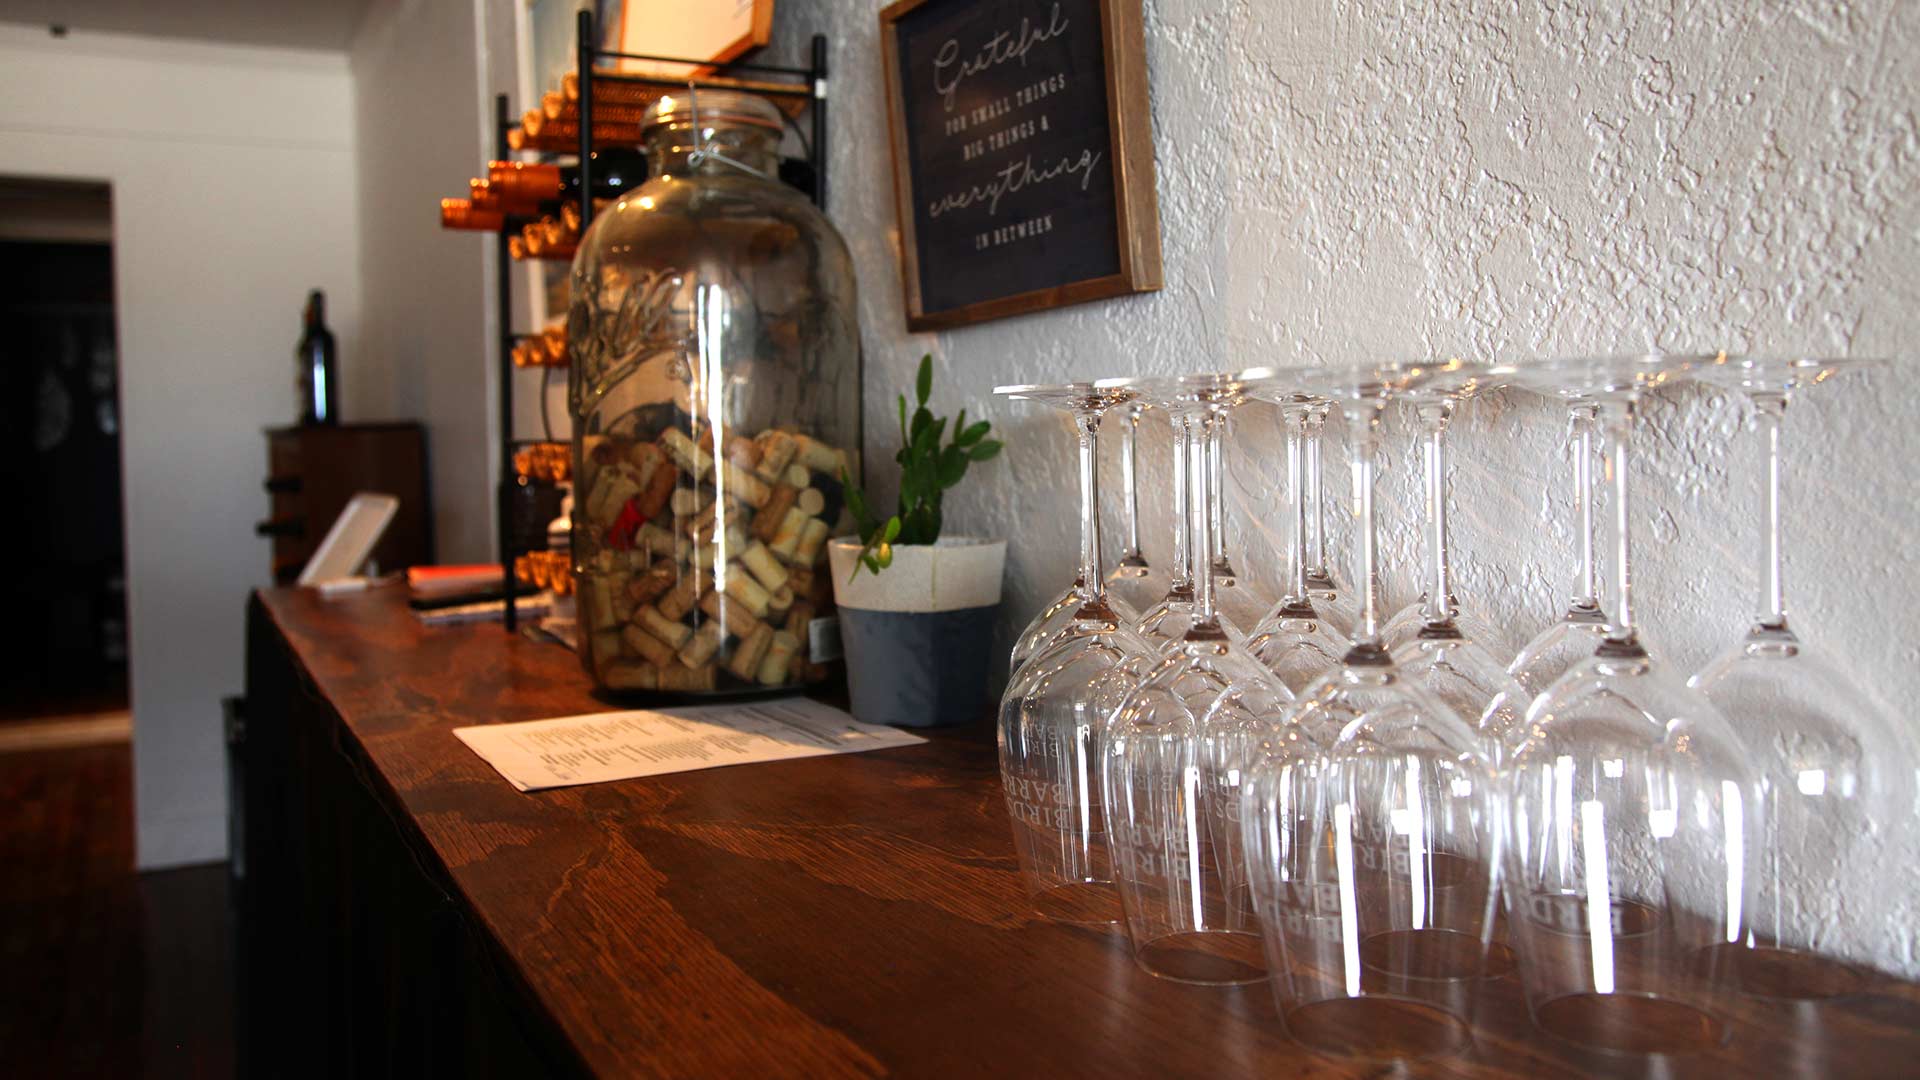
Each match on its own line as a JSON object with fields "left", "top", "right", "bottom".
{"left": 0, "top": 25, "right": 361, "bottom": 868}
{"left": 762, "top": 1, "right": 1920, "bottom": 972}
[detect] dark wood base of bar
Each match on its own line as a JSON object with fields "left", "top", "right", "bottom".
{"left": 239, "top": 585, "right": 1920, "bottom": 1078}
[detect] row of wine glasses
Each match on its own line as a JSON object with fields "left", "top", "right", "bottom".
{"left": 994, "top": 354, "right": 1910, "bottom": 1062}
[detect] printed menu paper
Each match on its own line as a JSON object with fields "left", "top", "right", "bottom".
{"left": 453, "top": 698, "right": 925, "bottom": 792}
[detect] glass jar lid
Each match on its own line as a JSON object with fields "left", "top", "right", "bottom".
{"left": 644, "top": 89, "right": 784, "bottom": 134}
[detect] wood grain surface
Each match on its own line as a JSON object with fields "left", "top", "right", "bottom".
{"left": 256, "top": 584, "right": 1920, "bottom": 1078}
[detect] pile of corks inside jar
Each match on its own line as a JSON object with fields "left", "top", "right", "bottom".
{"left": 576, "top": 425, "right": 850, "bottom": 693}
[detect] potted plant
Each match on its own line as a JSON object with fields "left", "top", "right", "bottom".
{"left": 830, "top": 355, "right": 1005, "bottom": 727}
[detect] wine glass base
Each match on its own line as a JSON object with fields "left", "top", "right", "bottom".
{"left": 1132, "top": 929, "right": 1267, "bottom": 985}
{"left": 1694, "top": 942, "right": 1873, "bottom": 1001}
{"left": 1285, "top": 997, "right": 1472, "bottom": 1061}
{"left": 1533, "top": 992, "right": 1729, "bottom": 1055}
{"left": 1029, "top": 881, "right": 1123, "bottom": 926}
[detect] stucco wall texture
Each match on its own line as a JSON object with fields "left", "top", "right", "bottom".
{"left": 768, "top": 2, "right": 1920, "bottom": 972}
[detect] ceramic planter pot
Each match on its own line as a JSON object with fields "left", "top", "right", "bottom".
{"left": 827, "top": 537, "right": 1006, "bottom": 728}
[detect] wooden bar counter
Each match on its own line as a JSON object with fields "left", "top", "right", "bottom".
{"left": 240, "top": 585, "right": 1920, "bottom": 1078}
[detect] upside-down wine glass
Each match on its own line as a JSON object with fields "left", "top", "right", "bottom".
{"left": 1206, "top": 411, "right": 1258, "bottom": 629}
{"left": 1131, "top": 402, "right": 1202, "bottom": 652}
{"left": 1107, "top": 400, "right": 1165, "bottom": 616}
{"left": 1100, "top": 370, "right": 1288, "bottom": 984}
{"left": 1242, "top": 359, "right": 1503, "bottom": 1062}
{"left": 996, "top": 382, "right": 1157, "bottom": 924}
{"left": 1303, "top": 402, "right": 1361, "bottom": 635}
{"left": 1503, "top": 355, "right": 1755, "bottom": 1056}
{"left": 1007, "top": 386, "right": 1141, "bottom": 674}
{"left": 1689, "top": 355, "right": 1914, "bottom": 1001}
{"left": 1507, "top": 397, "right": 1617, "bottom": 694}
{"left": 1381, "top": 376, "right": 1502, "bottom": 653}
{"left": 1242, "top": 384, "right": 1347, "bottom": 695}
{"left": 1384, "top": 369, "right": 1531, "bottom": 763}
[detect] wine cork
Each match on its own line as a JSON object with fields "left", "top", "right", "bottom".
{"left": 637, "top": 521, "right": 676, "bottom": 560}
{"left": 786, "top": 566, "right": 814, "bottom": 600}
{"left": 724, "top": 564, "right": 772, "bottom": 618}
{"left": 610, "top": 576, "right": 638, "bottom": 624}
{"left": 796, "top": 487, "right": 827, "bottom": 517}
{"left": 629, "top": 439, "right": 666, "bottom": 480}
{"left": 768, "top": 507, "right": 809, "bottom": 562}
{"left": 726, "top": 435, "right": 761, "bottom": 473}
{"left": 590, "top": 630, "right": 622, "bottom": 671}
{"left": 602, "top": 660, "right": 659, "bottom": 691}
{"left": 670, "top": 487, "right": 713, "bottom": 518}
{"left": 583, "top": 577, "right": 619, "bottom": 631}
{"left": 659, "top": 428, "right": 712, "bottom": 480}
{"left": 783, "top": 463, "right": 810, "bottom": 487}
{"left": 766, "top": 585, "right": 794, "bottom": 619}
{"left": 635, "top": 604, "right": 693, "bottom": 649}
{"left": 678, "top": 621, "right": 724, "bottom": 667}
{"left": 719, "top": 460, "right": 772, "bottom": 508}
{"left": 635, "top": 453, "right": 675, "bottom": 518}
{"left": 621, "top": 622, "right": 677, "bottom": 667}
{"left": 795, "top": 518, "right": 831, "bottom": 566}
{"left": 753, "top": 431, "right": 798, "bottom": 483}
{"left": 699, "top": 589, "right": 768, "bottom": 641}
{"left": 740, "top": 542, "right": 790, "bottom": 593}
{"left": 756, "top": 631, "right": 799, "bottom": 686}
{"left": 726, "top": 624, "right": 775, "bottom": 682}
{"left": 724, "top": 523, "right": 747, "bottom": 553}
{"left": 792, "top": 435, "right": 844, "bottom": 475}
{"left": 751, "top": 485, "right": 799, "bottom": 541}
{"left": 585, "top": 466, "right": 641, "bottom": 527}
{"left": 784, "top": 602, "right": 815, "bottom": 636}
{"left": 656, "top": 573, "right": 709, "bottom": 621}
{"left": 658, "top": 663, "right": 716, "bottom": 692}
{"left": 626, "top": 560, "right": 676, "bottom": 607}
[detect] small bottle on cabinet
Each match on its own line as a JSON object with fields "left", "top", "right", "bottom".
{"left": 295, "top": 289, "right": 338, "bottom": 425}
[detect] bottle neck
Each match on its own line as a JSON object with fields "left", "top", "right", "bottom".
{"left": 645, "top": 123, "right": 780, "bottom": 181}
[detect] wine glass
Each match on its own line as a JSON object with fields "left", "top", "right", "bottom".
{"left": 1106, "top": 401, "right": 1165, "bottom": 616}
{"left": 1383, "top": 372, "right": 1531, "bottom": 762}
{"left": 1688, "top": 355, "right": 1913, "bottom": 1000}
{"left": 996, "top": 382, "right": 1157, "bottom": 924}
{"left": 1129, "top": 400, "right": 1249, "bottom": 653}
{"left": 1098, "top": 370, "right": 1290, "bottom": 984}
{"left": 1502, "top": 355, "right": 1756, "bottom": 1056}
{"left": 1380, "top": 379, "right": 1503, "bottom": 653}
{"left": 1302, "top": 402, "right": 1361, "bottom": 635}
{"left": 1005, "top": 384, "right": 1142, "bottom": 673}
{"left": 1206, "top": 410, "right": 1259, "bottom": 630}
{"left": 1241, "top": 382, "right": 1347, "bottom": 695}
{"left": 1242, "top": 359, "right": 1503, "bottom": 1061}
{"left": 1507, "top": 398, "right": 1620, "bottom": 694}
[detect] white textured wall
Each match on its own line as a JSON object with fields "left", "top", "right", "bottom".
{"left": 763, "top": 1, "right": 1920, "bottom": 973}
{"left": 0, "top": 26, "right": 361, "bottom": 868}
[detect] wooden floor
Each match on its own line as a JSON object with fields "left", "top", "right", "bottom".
{"left": 0, "top": 740, "right": 235, "bottom": 1078}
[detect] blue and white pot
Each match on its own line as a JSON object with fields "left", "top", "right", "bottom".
{"left": 828, "top": 536, "right": 1006, "bottom": 728}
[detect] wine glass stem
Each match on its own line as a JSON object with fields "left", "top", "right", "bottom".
{"left": 1074, "top": 410, "right": 1107, "bottom": 602}
{"left": 1420, "top": 400, "right": 1455, "bottom": 625}
{"left": 1169, "top": 413, "right": 1192, "bottom": 591}
{"left": 1286, "top": 404, "right": 1309, "bottom": 602}
{"left": 1346, "top": 401, "right": 1384, "bottom": 647}
{"left": 1753, "top": 392, "right": 1788, "bottom": 629}
{"left": 1121, "top": 406, "right": 1143, "bottom": 560}
{"left": 1208, "top": 418, "right": 1227, "bottom": 570}
{"left": 1306, "top": 405, "right": 1327, "bottom": 577}
{"left": 1572, "top": 401, "right": 1600, "bottom": 611}
{"left": 1192, "top": 410, "right": 1219, "bottom": 624}
{"left": 1599, "top": 398, "right": 1638, "bottom": 644}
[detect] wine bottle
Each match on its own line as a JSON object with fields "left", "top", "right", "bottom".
{"left": 295, "top": 290, "right": 339, "bottom": 426}
{"left": 487, "top": 149, "right": 648, "bottom": 205}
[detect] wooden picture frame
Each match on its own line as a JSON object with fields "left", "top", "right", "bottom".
{"left": 879, "top": 0, "right": 1161, "bottom": 332}
{"left": 611, "top": 0, "right": 776, "bottom": 78}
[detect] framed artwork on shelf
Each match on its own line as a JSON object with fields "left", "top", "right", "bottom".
{"left": 879, "top": 0, "right": 1161, "bottom": 331}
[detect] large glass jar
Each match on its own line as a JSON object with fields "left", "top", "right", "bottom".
{"left": 567, "top": 89, "right": 859, "bottom": 696}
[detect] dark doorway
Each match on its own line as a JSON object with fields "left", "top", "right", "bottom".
{"left": 0, "top": 178, "right": 127, "bottom": 724}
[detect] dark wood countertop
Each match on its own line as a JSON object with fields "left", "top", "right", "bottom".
{"left": 253, "top": 584, "right": 1920, "bottom": 1078}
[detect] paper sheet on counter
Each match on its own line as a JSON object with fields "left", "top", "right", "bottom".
{"left": 452, "top": 698, "right": 926, "bottom": 792}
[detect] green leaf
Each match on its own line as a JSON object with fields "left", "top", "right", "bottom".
{"left": 937, "top": 445, "right": 969, "bottom": 488}
{"left": 968, "top": 439, "right": 1004, "bottom": 462}
{"left": 954, "top": 408, "right": 967, "bottom": 442}
{"left": 915, "top": 354, "right": 933, "bottom": 406}
{"left": 910, "top": 405, "right": 932, "bottom": 443}
{"left": 883, "top": 517, "right": 901, "bottom": 542}
{"left": 876, "top": 543, "right": 893, "bottom": 568}
{"left": 955, "top": 419, "right": 992, "bottom": 447}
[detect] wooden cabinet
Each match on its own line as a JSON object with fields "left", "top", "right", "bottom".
{"left": 257, "top": 423, "right": 431, "bottom": 584}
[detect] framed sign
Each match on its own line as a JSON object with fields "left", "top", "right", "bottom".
{"left": 880, "top": 0, "right": 1161, "bottom": 331}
